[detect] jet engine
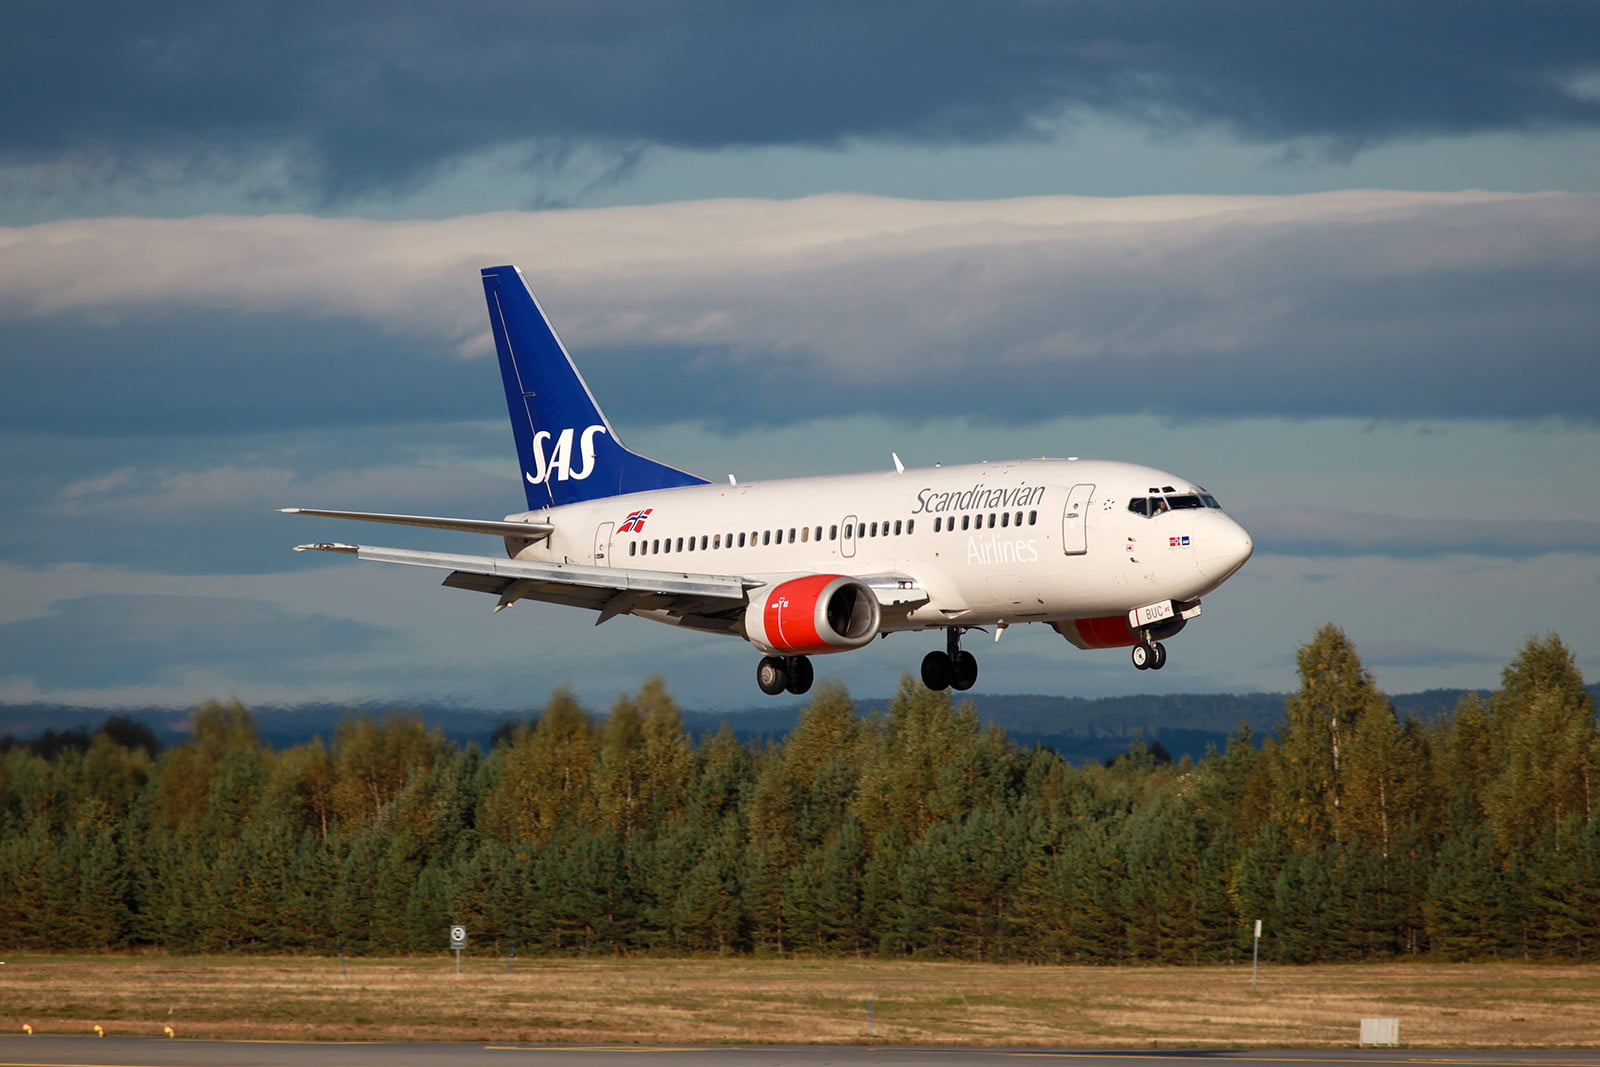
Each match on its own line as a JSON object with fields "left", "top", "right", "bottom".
{"left": 1053, "top": 609, "right": 1190, "bottom": 650}
{"left": 743, "top": 574, "right": 880, "bottom": 656}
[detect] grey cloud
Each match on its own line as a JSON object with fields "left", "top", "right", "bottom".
{"left": 1243, "top": 506, "right": 1600, "bottom": 559}
{"left": 2, "top": 1, "right": 1597, "bottom": 202}
{"left": 0, "top": 425, "right": 516, "bottom": 574}
{"left": 0, "top": 594, "right": 395, "bottom": 689}
{"left": 3, "top": 195, "right": 1597, "bottom": 447}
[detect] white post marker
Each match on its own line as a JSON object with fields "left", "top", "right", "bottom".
{"left": 1252, "top": 919, "right": 1262, "bottom": 990}
{"left": 450, "top": 925, "right": 467, "bottom": 976}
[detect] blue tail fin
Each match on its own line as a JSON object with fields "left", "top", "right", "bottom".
{"left": 481, "top": 265, "right": 709, "bottom": 510}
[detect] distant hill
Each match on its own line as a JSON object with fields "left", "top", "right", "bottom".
{"left": 8, "top": 685, "right": 1577, "bottom": 766}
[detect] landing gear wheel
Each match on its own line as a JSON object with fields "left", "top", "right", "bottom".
{"left": 784, "top": 655, "right": 814, "bottom": 695}
{"left": 756, "top": 656, "right": 788, "bottom": 696}
{"left": 921, "top": 650, "right": 953, "bottom": 691}
{"left": 951, "top": 650, "right": 979, "bottom": 691}
{"left": 1132, "top": 642, "right": 1153, "bottom": 670}
{"left": 1149, "top": 641, "right": 1168, "bottom": 671}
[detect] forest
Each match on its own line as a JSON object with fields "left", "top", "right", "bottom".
{"left": 1, "top": 626, "right": 1596, "bottom": 962}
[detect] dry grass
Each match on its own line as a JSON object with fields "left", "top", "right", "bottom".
{"left": 1, "top": 955, "right": 1597, "bottom": 1047}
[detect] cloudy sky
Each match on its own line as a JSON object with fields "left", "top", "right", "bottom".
{"left": 2, "top": 1, "right": 1597, "bottom": 716}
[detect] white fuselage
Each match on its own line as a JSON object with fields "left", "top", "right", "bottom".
{"left": 502, "top": 457, "right": 1253, "bottom": 635}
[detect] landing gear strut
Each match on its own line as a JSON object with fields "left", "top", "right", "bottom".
{"left": 757, "top": 654, "right": 814, "bottom": 696}
{"left": 921, "top": 628, "right": 978, "bottom": 692}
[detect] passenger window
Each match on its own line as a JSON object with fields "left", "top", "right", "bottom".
{"left": 1001, "top": 512, "right": 1009, "bottom": 528}
{"left": 906, "top": 519, "right": 914, "bottom": 534}
{"left": 893, "top": 520, "right": 902, "bottom": 536}
{"left": 844, "top": 523, "right": 853, "bottom": 538}
{"left": 934, "top": 517, "right": 942, "bottom": 532}
{"left": 801, "top": 527, "right": 809, "bottom": 543}
{"left": 869, "top": 522, "right": 878, "bottom": 537}
{"left": 961, "top": 515, "right": 970, "bottom": 531}
{"left": 651, "top": 540, "right": 659, "bottom": 554}
{"left": 788, "top": 528, "right": 796, "bottom": 543}
{"left": 1029, "top": 510, "right": 1037, "bottom": 525}
{"left": 830, "top": 525, "right": 838, "bottom": 540}
{"left": 988, "top": 514, "right": 996, "bottom": 528}
{"left": 713, "top": 534, "right": 721, "bottom": 549}
{"left": 762, "top": 531, "right": 771, "bottom": 546}
{"left": 629, "top": 542, "right": 636, "bottom": 557}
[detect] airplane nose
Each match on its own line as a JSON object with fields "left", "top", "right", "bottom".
{"left": 1196, "top": 514, "right": 1254, "bottom": 583}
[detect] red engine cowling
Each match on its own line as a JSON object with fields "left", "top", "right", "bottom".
{"left": 743, "top": 575, "right": 881, "bottom": 656}
{"left": 1053, "top": 611, "right": 1189, "bottom": 650}
{"left": 1053, "top": 615, "right": 1141, "bottom": 650}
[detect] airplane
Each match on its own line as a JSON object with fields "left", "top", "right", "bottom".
{"left": 284, "top": 265, "right": 1254, "bottom": 696}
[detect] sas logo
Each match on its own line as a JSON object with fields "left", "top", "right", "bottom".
{"left": 618, "top": 508, "right": 654, "bottom": 533}
{"left": 1169, "top": 535, "right": 1191, "bottom": 548}
{"left": 526, "top": 424, "right": 607, "bottom": 485}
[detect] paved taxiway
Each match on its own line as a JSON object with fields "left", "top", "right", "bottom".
{"left": 3, "top": 1040, "right": 1599, "bottom": 1067}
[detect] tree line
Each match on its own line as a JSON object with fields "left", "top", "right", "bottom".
{"left": 2, "top": 627, "right": 1595, "bottom": 961}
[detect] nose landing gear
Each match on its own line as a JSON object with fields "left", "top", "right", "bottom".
{"left": 1131, "top": 638, "right": 1168, "bottom": 671}
{"left": 921, "top": 627, "right": 978, "bottom": 691}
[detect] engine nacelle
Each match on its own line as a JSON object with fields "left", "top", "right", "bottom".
{"left": 743, "top": 574, "right": 881, "bottom": 656}
{"left": 1053, "top": 608, "right": 1190, "bottom": 650}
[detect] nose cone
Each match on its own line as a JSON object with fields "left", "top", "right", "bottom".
{"left": 1196, "top": 513, "right": 1254, "bottom": 585}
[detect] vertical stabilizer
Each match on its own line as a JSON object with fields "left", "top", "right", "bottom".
{"left": 481, "top": 266, "right": 709, "bottom": 510}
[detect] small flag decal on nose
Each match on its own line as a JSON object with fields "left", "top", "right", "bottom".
{"left": 1169, "top": 535, "right": 1190, "bottom": 547}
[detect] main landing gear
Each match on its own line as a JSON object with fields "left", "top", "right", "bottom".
{"left": 757, "top": 654, "right": 814, "bottom": 696}
{"left": 921, "top": 628, "right": 978, "bottom": 692}
{"left": 1131, "top": 638, "right": 1168, "bottom": 671}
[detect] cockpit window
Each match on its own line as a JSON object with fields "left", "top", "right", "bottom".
{"left": 1128, "top": 492, "right": 1223, "bottom": 516}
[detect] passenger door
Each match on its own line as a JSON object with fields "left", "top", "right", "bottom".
{"left": 1061, "top": 484, "right": 1094, "bottom": 555}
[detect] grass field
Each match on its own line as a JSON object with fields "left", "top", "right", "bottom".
{"left": 2, "top": 955, "right": 1597, "bottom": 1047}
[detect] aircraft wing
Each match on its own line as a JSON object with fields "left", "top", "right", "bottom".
{"left": 280, "top": 508, "right": 554, "bottom": 542}
{"left": 294, "top": 541, "right": 758, "bottom": 630}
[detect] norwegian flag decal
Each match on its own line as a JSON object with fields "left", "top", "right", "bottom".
{"left": 618, "top": 508, "right": 654, "bottom": 533}
{"left": 1169, "top": 535, "right": 1191, "bottom": 547}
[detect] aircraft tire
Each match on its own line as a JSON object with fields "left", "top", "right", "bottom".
{"left": 951, "top": 650, "right": 979, "bottom": 691}
{"left": 756, "top": 656, "right": 788, "bottom": 696}
{"left": 1132, "top": 642, "right": 1152, "bottom": 670}
{"left": 1150, "top": 641, "right": 1168, "bottom": 670}
{"left": 785, "top": 655, "right": 814, "bottom": 695}
{"left": 921, "top": 650, "right": 953, "bottom": 691}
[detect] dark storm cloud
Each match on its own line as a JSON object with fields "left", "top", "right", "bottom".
{"left": 3, "top": 1, "right": 1597, "bottom": 200}
{"left": 0, "top": 594, "right": 394, "bottom": 689}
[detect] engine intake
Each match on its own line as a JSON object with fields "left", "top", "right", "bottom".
{"left": 744, "top": 575, "right": 881, "bottom": 656}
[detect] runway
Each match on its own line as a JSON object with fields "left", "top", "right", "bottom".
{"left": 3, "top": 1039, "right": 1599, "bottom": 1067}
